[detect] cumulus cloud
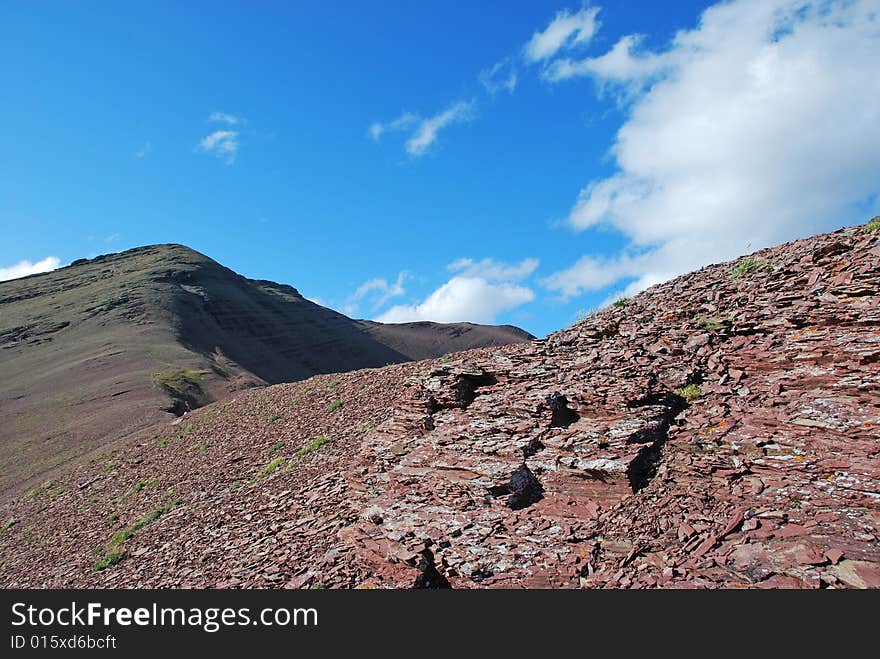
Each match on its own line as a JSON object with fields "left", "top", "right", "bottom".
{"left": 524, "top": 6, "right": 600, "bottom": 63}
{"left": 543, "top": 0, "right": 880, "bottom": 300}
{"left": 370, "top": 100, "right": 476, "bottom": 157}
{"left": 198, "top": 130, "right": 239, "bottom": 164}
{"left": 377, "top": 277, "right": 534, "bottom": 324}
{"left": 376, "top": 257, "right": 537, "bottom": 324}
{"left": 209, "top": 112, "right": 242, "bottom": 125}
{"left": 479, "top": 58, "right": 518, "bottom": 95}
{"left": 0, "top": 256, "right": 61, "bottom": 282}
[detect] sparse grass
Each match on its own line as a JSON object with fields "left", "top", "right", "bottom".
{"left": 613, "top": 297, "right": 630, "bottom": 308}
{"left": 25, "top": 481, "right": 54, "bottom": 499}
{"left": 270, "top": 441, "right": 285, "bottom": 452}
{"left": 3, "top": 518, "right": 16, "bottom": 531}
{"left": 101, "top": 461, "right": 117, "bottom": 473}
{"left": 25, "top": 481, "right": 67, "bottom": 500}
{"left": 94, "top": 499, "right": 180, "bottom": 571}
{"left": 328, "top": 400, "right": 343, "bottom": 413}
{"left": 260, "top": 457, "right": 289, "bottom": 476}
{"left": 152, "top": 368, "right": 204, "bottom": 393}
{"left": 229, "top": 481, "right": 242, "bottom": 491}
{"left": 92, "top": 546, "right": 125, "bottom": 572}
{"left": 124, "top": 478, "right": 158, "bottom": 498}
{"left": 268, "top": 414, "right": 281, "bottom": 423}
{"left": 198, "top": 442, "right": 210, "bottom": 452}
{"left": 675, "top": 384, "right": 703, "bottom": 404}
{"left": 329, "top": 380, "right": 339, "bottom": 388}
{"left": 731, "top": 256, "right": 772, "bottom": 279}
{"left": 865, "top": 216, "right": 880, "bottom": 233}
{"left": 107, "top": 512, "right": 119, "bottom": 522}
{"left": 296, "top": 435, "right": 328, "bottom": 458}
{"left": 703, "top": 318, "right": 726, "bottom": 331}
{"left": 107, "top": 499, "right": 181, "bottom": 548}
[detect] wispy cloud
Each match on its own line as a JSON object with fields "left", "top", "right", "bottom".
{"left": 479, "top": 58, "right": 518, "bottom": 95}
{"left": 369, "top": 112, "right": 418, "bottom": 141}
{"left": 448, "top": 257, "right": 538, "bottom": 282}
{"left": 542, "top": 0, "right": 880, "bottom": 301}
{"left": 134, "top": 142, "right": 152, "bottom": 159}
{"left": 405, "top": 100, "right": 476, "bottom": 157}
{"left": 209, "top": 112, "right": 242, "bottom": 125}
{"left": 197, "top": 130, "right": 239, "bottom": 165}
{"left": 370, "top": 100, "right": 476, "bottom": 157}
{"left": 0, "top": 256, "right": 61, "bottom": 282}
{"left": 524, "top": 6, "right": 600, "bottom": 63}
{"left": 346, "top": 271, "right": 409, "bottom": 317}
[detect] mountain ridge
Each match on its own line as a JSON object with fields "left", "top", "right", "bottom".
{"left": 0, "top": 243, "right": 532, "bottom": 490}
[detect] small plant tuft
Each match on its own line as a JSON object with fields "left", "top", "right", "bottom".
{"left": 93, "top": 546, "right": 126, "bottom": 572}
{"left": 865, "top": 216, "right": 880, "bottom": 233}
{"left": 675, "top": 384, "right": 703, "bottom": 404}
{"left": 613, "top": 297, "right": 630, "bottom": 308}
{"left": 731, "top": 256, "right": 772, "bottom": 279}
{"left": 328, "top": 400, "right": 343, "bottom": 413}
{"left": 296, "top": 435, "right": 329, "bottom": 458}
{"left": 270, "top": 441, "right": 285, "bottom": 452}
{"left": 260, "top": 457, "right": 288, "bottom": 476}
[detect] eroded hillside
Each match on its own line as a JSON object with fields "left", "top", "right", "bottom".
{"left": 1, "top": 223, "right": 877, "bottom": 588}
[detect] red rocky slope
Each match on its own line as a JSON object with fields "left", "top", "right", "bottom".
{"left": 1, "top": 222, "right": 878, "bottom": 588}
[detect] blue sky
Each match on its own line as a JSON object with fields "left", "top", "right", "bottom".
{"left": 2, "top": 1, "right": 879, "bottom": 337}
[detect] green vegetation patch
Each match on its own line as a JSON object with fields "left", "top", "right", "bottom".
{"left": 675, "top": 384, "right": 703, "bottom": 404}
{"left": 270, "top": 441, "right": 285, "bottom": 452}
{"left": 865, "top": 216, "right": 880, "bottom": 233}
{"left": 328, "top": 400, "right": 343, "bottom": 413}
{"left": 94, "top": 498, "right": 180, "bottom": 571}
{"left": 260, "top": 457, "right": 289, "bottom": 476}
{"left": 152, "top": 368, "right": 204, "bottom": 393}
{"left": 731, "top": 256, "right": 772, "bottom": 279}
{"left": 613, "top": 297, "right": 630, "bottom": 308}
{"left": 296, "top": 435, "right": 329, "bottom": 458}
{"left": 92, "top": 546, "right": 126, "bottom": 572}
{"left": 124, "top": 478, "right": 158, "bottom": 498}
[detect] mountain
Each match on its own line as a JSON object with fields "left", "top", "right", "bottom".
{"left": 1, "top": 220, "right": 877, "bottom": 589}
{"left": 0, "top": 244, "right": 532, "bottom": 491}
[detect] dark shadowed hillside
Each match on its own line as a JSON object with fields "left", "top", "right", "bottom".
{"left": 0, "top": 244, "right": 532, "bottom": 490}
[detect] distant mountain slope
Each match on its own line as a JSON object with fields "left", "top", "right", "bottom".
{"left": 0, "top": 244, "right": 532, "bottom": 490}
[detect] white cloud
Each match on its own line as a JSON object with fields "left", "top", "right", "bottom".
{"left": 353, "top": 272, "right": 408, "bottom": 308}
{"left": 524, "top": 6, "right": 600, "bottom": 63}
{"left": 369, "top": 112, "right": 418, "bottom": 141}
{"left": 198, "top": 130, "right": 239, "bottom": 164}
{"left": 448, "top": 257, "right": 539, "bottom": 282}
{"left": 543, "top": 0, "right": 880, "bottom": 300}
{"left": 209, "top": 112, "right": 242, "bottom": 125}
{"left": 377, "top": 276, "right": 534, "bottom": 324}
{"left": 406, "top": 100, "right": 476, "bottom": 156}
{"left": 370, "top": 101, "right": 476, "bottom": 157}
{"left": 376, "top": 257, "right": 537, "bottom": 324}
{"left": 543, "top": 33, "right": 670, "bottom": 85}
{"left": 0, "top": 256, "right": 61, "bottom": 282}
{"left": 134, "top": 142, "right": 152, "bottom": 158}
{"left": 479, "top": 58, "right": 518, "bottom": 95}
